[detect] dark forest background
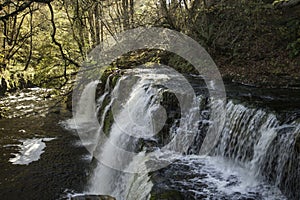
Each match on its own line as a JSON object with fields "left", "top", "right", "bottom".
{"left": 0, "top": 0, "right": 299, "bottom": 93}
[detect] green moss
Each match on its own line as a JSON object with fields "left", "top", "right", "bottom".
{"left": 96, "top": 69, "right": 122, "bottom": 137}
{"left": 103, "top": 109, "right": 114, "bottom": 136}
{"left": 97, "top": 71, "right": 121, "bottom": 136}
{"left": 111, "top": 74, "right": 121, "bottom": 87}
{"left": 150, "top": 190, "right": 184, "bottom": 200}
{"left": 167, "top": 54, "right": 196, "bottom": 74}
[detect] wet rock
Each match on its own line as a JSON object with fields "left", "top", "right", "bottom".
{"left": 95, "top": 81, "right": 106, "bottom": 99}
{"left": 149, "top": 159, "right": 209, "bottom": 200}
{"left": 71, "top": 194, "right": 116, "bottom": 200}
{"left": 155, "top": 90, "right": 181, "bottom": 146}
{"left": 150, "top": 190, "right": 185, "bottom": 200}
{"left": 95, "top": 69, "right": 123, "bottom": 135}
{"left": 136, "top": 138, "right": 159, "bottom": 153}
{"left": 96, "top": 69, "right": 123, "bottom": 98}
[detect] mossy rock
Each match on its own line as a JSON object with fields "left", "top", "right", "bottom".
{"left": 95, "top": 69, "right": 123, "bottom": 136}
{"left": 155, "top": 90, "right": 181, "bottom": 146}
{"left": 95, "top": 81, "right": 106, "bottom": 99}
{"left": 167, "top": 54, "right": 196, "bottom": 74}
{"left": 103, "top": 109, "right": 114, "bottom": 136}
{"left": 150, "top": 190, "right": 184, "bottom": 200}
{"left": 111, "top": 74, "right": 121, "bottom": 87}
{"left": 99, "top": 68, "right": 122, "bottom": 87}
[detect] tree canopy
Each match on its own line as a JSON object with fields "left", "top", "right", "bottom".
{"left": 0, "top": 0, "right": 299, "bottom": 90}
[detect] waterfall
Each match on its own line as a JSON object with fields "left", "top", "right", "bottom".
{"left": 66, "top": 68, "right": 299, "bottom": 200}
{"left": 212, "top": 100, "right": 298, "bottom": 174}
{"left": 112, "top": 152, "right": 154, "bottom": 200}
{"left": 88, "top": 73, "right": 168, "bottom": 199}
{"left": 212, "top": 101, "right": 300, "bottom": 199}
{"left": 73, "top": 67, "right": 203, "bottom": 199}
{"left": 74, "top": 81, "right": 99, "bottom": 125}
{"left": 64, "top": 81, "right": 100, "bottom": 153}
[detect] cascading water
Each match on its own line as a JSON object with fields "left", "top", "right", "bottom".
{"left": 73, "top": 81, "right": 99, "bottom": 124}
{"left": 65, "top": 81, "right": 100, "bottom": 153}
{"left": 89, "top": 75, "right": 161, "bottom": 197}
{"left": 212, "top": 101, "right": 300, "bottom": 199}
{"left": 87, "top": 67, "right": 200, "bottom": 199}
{"left": 67, "top": 67, "right": 299, "bottom": 200}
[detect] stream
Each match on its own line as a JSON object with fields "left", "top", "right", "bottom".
{"left": 0, "top": 68, "right": 299, "bottom": 200}
{"left": 0, "top": 89, "right": 90, "bottom": 199}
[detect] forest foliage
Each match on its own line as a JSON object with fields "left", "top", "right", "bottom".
{"left": 0, "top": 0, "right": 299, "bottom": 92}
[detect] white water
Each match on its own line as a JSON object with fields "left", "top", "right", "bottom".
{"left": 72, "top": 81, "right": 99, "bottom": 126}
{"left": 0, "top": 87, "right": 54, "bottom": 118}
{"left": 8, "top": 138, "right": 55, "bottom": 165}
{"left": 213, "top": 101, "right": 299, "bottom": 183}
{"left": 161, "top": 155, "right": 286, "bottom": 199}
{"left": 65, "top": 81, "right": 100, "bottom": 152}
{"left": 113, "top": 152, "right": 154, "bottom": 200}
{"left": 66, "top": 68, "right": 299, "bottom": 199}
{"left": 89, "top": 75, "right": 165, "bottom": 197}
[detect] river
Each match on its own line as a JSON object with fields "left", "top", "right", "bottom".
{"left": 0, "top": 68, "right": 299, "bottom": 200}
{"left": 0, "top": 88, "right": 91, "bottom": 199}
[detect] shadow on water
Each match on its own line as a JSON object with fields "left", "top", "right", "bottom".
{"left": 0, "top": 93, "right": 91, "bottom": 200}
